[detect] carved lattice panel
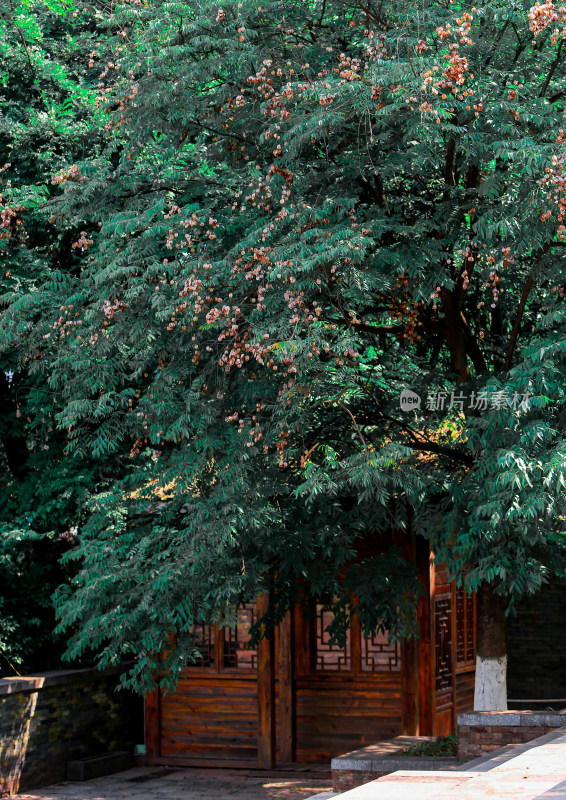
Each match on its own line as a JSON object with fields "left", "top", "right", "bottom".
{"left": 466, "top": 592, "right": 475, "bottom": 663}
{"left": 186, "top": 623, "right": 215, "bottom": 668}
{"left": 435, "top": 595, "right": 453, "bottom": 691}
{"left": 455, "top": 586, "right": 476, "bottom": 669}
{"left": 309, "top": 605, "right": 352, "bottom": 671}
{"left": 223, "top": 604, "right": 258, "bottom": 670}
{"left": 456, "top": 586, "right": 466, "bottom": 664}
{"left": 360, "top": 629, "right": 401, "bottom": 672}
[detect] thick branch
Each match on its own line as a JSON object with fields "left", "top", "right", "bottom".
{"left": 504, "top": 274, "right": 533, "bottom": 371}
{"left": 503, "top": 242, "right": 550, "bottom": 372}
{"left": 460, "top": 312, "right": 488, "bottom": 373}
{"left": 441, "top": 287, "right": 470, "bottom": 382}
{"left": 540, "top": 39, "right": 564, "bottom": 97}
{"left": 402, "top": 438, "right": 474, "bottom": 465}
{"left": 504, "top": 245, "right": 550, "bottom": 371}
{"left": 366, "top": 406, "right": 474, "bottom": 465}
{"left": 0, "top": 372, "right": 29, "bottom": 481}
{"left": 444, "top": 138, "right": 456, "bottom": 189}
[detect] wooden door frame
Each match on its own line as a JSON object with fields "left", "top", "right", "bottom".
{"left": 257, "top": 593, "right": 276, "bottom": 768}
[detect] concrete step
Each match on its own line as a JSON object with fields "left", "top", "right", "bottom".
{"left": 331, "top": 735, "right": 459, "bottom": 792}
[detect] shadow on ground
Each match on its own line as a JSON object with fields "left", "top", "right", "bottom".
{"left": 12, "top": 765, "right": 333, "bottom": 800}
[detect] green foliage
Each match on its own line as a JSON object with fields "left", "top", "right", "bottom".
{"left": 0, "top": 0, "right": 114, "bottom": 670}
{"left": 3, "top": 0, "right": 566, "bottom": 689}
{"left": 401, "top": 735, "right": 458, "bottom": 757}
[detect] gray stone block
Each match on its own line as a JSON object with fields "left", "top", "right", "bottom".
{"left": 457, "top": 711, "right": 566, "bottom": 728}
{"left": 67, "top": 751, "right": 132, "bottom": 781}
{"left": 332, "top": 756, "right": 458, "bottom": 772}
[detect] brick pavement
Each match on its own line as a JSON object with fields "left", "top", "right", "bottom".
{"left": 10, "top": 766, "right": 333, "bottom": 800}
{"left": 334, "top": 726, "right": 566, "bottom": 800}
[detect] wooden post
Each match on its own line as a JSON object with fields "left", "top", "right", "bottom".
{"left": 278, "top": 610, "right": 295, "bottom": 763}
{"left": 402, "top": 636, "right": 419, "bottom": 735}
{"left": 145, "top": 688, "right": 161, "bottom": 759}
{"left": 401, "top": 519, "right": 419, "bottom": 735}
{"left": 417, "top": 539, "right": 434, "bottom": 735}
{"left": 351, "top": 608, "right": 362, "bottom": 676}
{"left": 257, "top": 593, "right": 276, "bottom": 768}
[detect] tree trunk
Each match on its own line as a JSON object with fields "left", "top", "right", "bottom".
{"left": 474, "top": 582, "right": 508, "bottom": 710}
{"left": 0, "top": 370, "right": 29, "bottom": 481}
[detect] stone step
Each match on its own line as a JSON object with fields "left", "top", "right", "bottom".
{"left": 331, "top": 735, "right": 459, "bottom": 792}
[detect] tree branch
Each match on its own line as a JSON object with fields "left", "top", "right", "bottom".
{"left": 540, "top": 39, "right": 564, "bottom": 97}
{"left": 402, "top": 438, "right": 474, "bottom": 465}
{"left": 460, "top": 312, "right": 488, "bottom": 373}
{"left": 336, "top": 400, "right": 367, "bottom": 449}
{"left": 364, "top": 405, "right": 474, "bottom": 465}
{"left": 504, "top": 243, "right": 549, "bottom": 370}
{"left": 504, "top": 273, "right": 533, "bottom": 370}
{"left": 441, "top": 287, "right": 470, "bottom": 382}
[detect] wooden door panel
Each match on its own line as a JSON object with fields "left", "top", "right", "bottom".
{"left": 159, "top": 671, "right": 259, "bottom": 763}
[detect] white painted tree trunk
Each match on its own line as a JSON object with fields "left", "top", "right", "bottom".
{"left": 474, "top": 654, "right": 508, "bottom": 711}
{"left": 474, "top": 583, "right": 508, "bottom": 711}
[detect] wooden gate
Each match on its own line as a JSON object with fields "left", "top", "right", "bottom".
{"left": 144, "top": 550, "right": 476, "bottom": 765}
{"left": 145, "top": 599, "right": 405, "bottom": 766}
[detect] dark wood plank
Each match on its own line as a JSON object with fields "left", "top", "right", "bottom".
{"left": 159, "top": 668, "right": 259, "bottom": 762}
{"left": 143, "top": 755, "right": 257, "bottom": 769}
{"left": 257, "top": 593, "right": 276, "bottom": 768}
{"left": 278, "top": 610, "right": 294, "bottom": 762}
{"left": 455, "top": 670, "right": 475, "bottom": 715}
{"left": 295, "top": 674, "right": 402, "bottom": 688}
{"left": 294, "top": 678, "right": 403, "bottom": 760}
{"left": 293, "top": 603, "right": 307, "bottom": 676}
{"left": 145, "top": 688, "right": 161, "bottom": 758}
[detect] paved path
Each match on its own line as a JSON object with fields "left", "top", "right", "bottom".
{"left": 12, "top": 766, "right": 332, "bottom": 800}
{"left": 335, "top": 727, "right": 566, "bottom": 800}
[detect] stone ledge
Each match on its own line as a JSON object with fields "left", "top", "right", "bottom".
{"left": 458, "top": 710, "right": 566, "bottom": 727}
{"left": 0, "top": 665, "right": 127, "bottom": 696}
{"left": 331, "top": 736, "right": 459, "bottom": 793}
{"left": 331, "top": 736, "right": 440, "bottom": 769}
{"left": 332, "top": 757, "right": 458, "bottom": 772}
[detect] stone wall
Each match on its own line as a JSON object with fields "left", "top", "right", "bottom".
{"left": 507, "top": 578, "right": 566, "bottom": 705}
{"left": 0, "top": 667, "right": 140, "bottom": 795}
{"left": 457, "top": 711, "right": 566, "bottom": 762}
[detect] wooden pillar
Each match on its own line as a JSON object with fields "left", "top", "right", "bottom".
{"left": 145, "top": 688, "right": 161, "bottom": 759}
{"left": 402, "top": 637, "right": 419, "bottom": 735}
{"left": 417, "top": 538, "right": 434, "bottom": 735}
{"left": 278, "top": 610, "right": 295, "bottom": 763}
{"left": 257, "top": 593, "right": 276, "bottom": 768}
{"left": 401, "top": 520, "right": 418, "bottom": 735}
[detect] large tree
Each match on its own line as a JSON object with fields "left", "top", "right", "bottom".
{"left": 3, "top": 0, "right": 566, "bottom": 705}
